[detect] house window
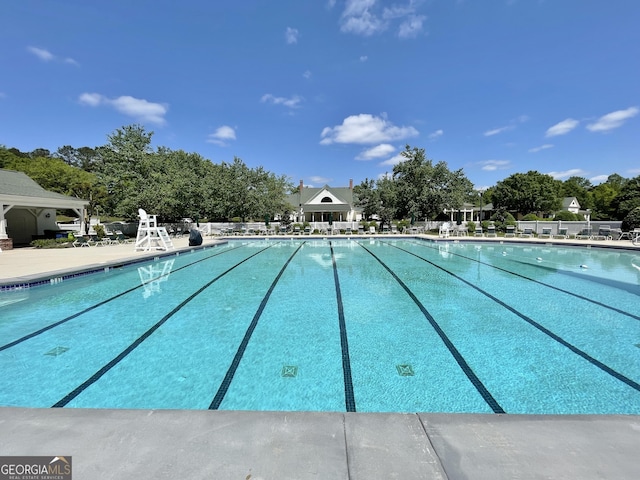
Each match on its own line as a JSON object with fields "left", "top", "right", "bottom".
{"left": 321, "top": 197, "right": 333, "bottom": 203}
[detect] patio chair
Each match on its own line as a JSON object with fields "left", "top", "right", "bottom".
{"left": 519, "top": 228, "right": 534, "bottom": 238}
{"left": 455, "top": 225, "right": 468, "bottom": 236}
{"left": 539, "top": 227, "right": 552, "bottom": 239}
{"left": 345, "top": 227, "right": 353, "bottom": 235}
{"left": 438, "top": 222, "right": 451, "bottom": 238}
{"left": 553, "top": 227, "right": 568, "bottom": 239}
{"left": 504, "top": 225, "right": 516, "bottom": 237}
{"left": 357, "top": 225, "right": 365, "bottom": 235}
{"left": 474, "top": 226, "right": 483, "bottom": 237}
{"left": 369, "top": 226, "right": 376, "bottom": 234}
{"left": 293, "top": 226, "right": 301, "bottom": 235}
{"left": 575, "top": 228, "right": 592, "bottom": 240}
{"left": 303, "top": 226, "right": 311, "bottom": 235}
{"left": 71, "top": 234, "right": 94, "bottom": 247}
{"left": 591, "top": 226, "right": 612, "bottom": 241}
{"left": 391, "top": 224, "right": 399, "bottom": 234}
{"left": 486, "top": 224, "right": 497, "bottom": 237}
{"left": 382, "top": 225, "right": 390, "bottom": 234}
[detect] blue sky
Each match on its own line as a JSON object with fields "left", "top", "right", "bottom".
{"left": 1, "top": 1, "right": 639, "bottom": 190}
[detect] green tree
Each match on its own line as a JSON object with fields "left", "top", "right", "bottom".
{"left": 613, "top": 175, "right": 640, "bottom": 220}
{"left": 561, "top": 176, "right": 593, "bottom": 210}
{"left": 393, "top": 145, "right": 474, "bottom": 221}
{"left": 591, "top": 174, "right": 626, "bottom": 220}
{"left": 353, "top": 178, "right": 379, "bottom": 220}
{"left": 94, "top": 124, "right": 154, "bottom": 219}
{"left": 492, "top": 171, "right": 562, "bottom": 216}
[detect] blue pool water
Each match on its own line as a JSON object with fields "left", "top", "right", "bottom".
{"left": 1, "top": 238, "right": 639, "bottom": 414}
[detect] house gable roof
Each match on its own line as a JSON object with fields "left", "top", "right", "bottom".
{"left": 0, "top": 169, "right": 88, "bottom": 208}
{"left": 562, "top": 196, "right": 580, "bottom": 209}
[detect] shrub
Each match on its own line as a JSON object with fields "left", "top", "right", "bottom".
{"left": 30, "top": 238, "right": 71, "bottom": 249}
{"left": 622, "top": 206, "right": 640, "bottom": 231}
{"left": 554, "top": 210, "right": 579, "bottom": 221}
{"left": 521, "top": 213, "right": 541, "bottom": 221}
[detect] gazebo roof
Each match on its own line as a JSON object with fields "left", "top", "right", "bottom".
{"left": 0, "top": 169, "right": 88, "bottom": 209}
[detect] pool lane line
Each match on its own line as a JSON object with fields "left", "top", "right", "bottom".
{"left": 209, "top": 242, "right": 305, "bottom": 410}
{"left": 0, "top": 244, "right": 251, "bottom": 353}
{"left": 356, "top": 242, "right": 506, "bottom": 414}
{"left": 52, "top": 245, "right": 273, "bottom": 408}
{"left": 329, "top": 240, "right": 357, "bottom": 412}
{"left": 386, "top": 242, "right": 640, "bottom": 395}
{"left": 406, "top": 239, "right": 640, "bottom": 322}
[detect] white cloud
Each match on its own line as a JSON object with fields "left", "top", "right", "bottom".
{"left": 356, "top": 143, "right": 395, "bottom": 160}
{"left": 547, "top": 168, "right": 585, "bottom": 180}
{"left": 586, "top": 107, "right": 639, "bottom": 133}
{"left": 428, "top": 129, "right": 443, "bottom": 140}
{"left": 320, "top": 113, "right": 418, "bottom": 145}
{"left": 379, "top": 153, "right": 406, "bottom": 167}
{"left": 545, "top": 118, "right": 579, "bottom": 137}
{"left": 484, "top": 126, "right": 513, "bottom": 137}
{"left": 27, "top": 46, "right": 54, "bottom": 61}
{"left": 338, "top": 0, "right": 425, "bottom": 38}
{"left": 309, "top": 175, "right": 331, "bottom": 185}
{"left": 27, "top": 46, "right": 78, "bottom": 65}
{"left": 398, "top": 14, "right": 426, "bottom": 38}
{"left": 303, "top": 70, "right": 312, "bottom": 79}
{"left": 285, "top": 27, "right": 299, "bottom": 44}
{"left": 589, "top": 174, "right": 609, "bottom": 185}
{"left": 360, "top": 55, "right": 368, "bottom": 62}
{"left": 207, "top": 125, "right": 236, "bottom": 146}
{"left": 480, "top": 160, "right": 510, "bottom": 171}
{"left": 261, "top": 93, "right": 303, "bottom": 109}
{"left": 78, "top": 92, "right": 103, "bottom": 106}
{"left": 528, "top": 144, "right": 554, "bottom": 153}
{"left": 78, "top": 93, "right": 168, "bottom": 125}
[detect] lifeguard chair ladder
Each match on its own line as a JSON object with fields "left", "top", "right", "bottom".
{"left": 134, "top": 209, "right": 174, "bottom": 251}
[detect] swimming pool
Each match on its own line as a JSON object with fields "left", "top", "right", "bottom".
{"left": 1, "top": 238, "right": 639, "bottom": 414}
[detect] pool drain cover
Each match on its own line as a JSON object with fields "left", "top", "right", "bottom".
{"left": 45, "top": 346, "right": 69, "bottom": 356}
{"left": 396, "top": 364, "right": 414, "bottom": 376}
{"left": 281, "top": 365, "right": 298, "bottom": 377}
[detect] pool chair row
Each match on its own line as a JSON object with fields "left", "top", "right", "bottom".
{"left": 71, "top": 231, "right": 132, "bottom": 247}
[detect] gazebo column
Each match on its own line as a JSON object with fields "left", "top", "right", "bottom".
{"left": 0, "top": 204, "right": 13, "bottom": 249}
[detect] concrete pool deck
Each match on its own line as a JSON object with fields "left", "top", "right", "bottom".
{"left": 1, "top": 234, "right": 639, "bottom": 478}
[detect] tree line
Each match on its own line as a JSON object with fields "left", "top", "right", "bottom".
{"left": 2, "top": 124, "right": 639, "bottom": 227}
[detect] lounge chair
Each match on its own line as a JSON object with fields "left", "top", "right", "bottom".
{"left": 72, "top": 234, "right": 94, "bottom": 247}
{"left": 345, "top": 227, "right": 353, "bottom": 235}
{"left": 519, "top": 228, "right": 534, "bottom": 238}
{"left": 504, "top": 225, "right": 516, "bottom": 237}
{"left": 592, "top": 226, "right": 612, "bottom": 240}
{"left": 553, "top": 227, "right": 568, "bottom": 239}
{"left": 357, "top": 225, "right": 365, "bottom": 235}
{"left": 303, "top": 226, "right": 311, "bottom": 235}
{"left": 575, "top": 228, "right": 592, "bottom": 240}
{"left": 486, "top": 224, "right": 497, "bottom": 237}
{"left": 474, "top": 226, "right": 483, "bottom": 237}
{"left": 439, "top": 222, "right": 451, "bottom": 238}
{"left": 293, "top": 226, "right": 301, "bottom": 235}
{"left": 391, "top": 225, "right": 398, "bottom": 234}
{"left": 382, "top": 225, "right": 390, "bottom": 234}
{"left": 115, "top": 230, "right": 133, "bottom": 243}
{"left": 539, "top": 227, "right": 552, "bottom": 239}
{"left": 454, "top": 225, "right": 468, "bottom": 236}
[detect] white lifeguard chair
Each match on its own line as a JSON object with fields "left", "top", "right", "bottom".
{"left": 134, "top": 209, "right": 174, "bottom": 251}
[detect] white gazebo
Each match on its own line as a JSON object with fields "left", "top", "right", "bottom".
{"left": 0, "top": 169, "right": 88, "bottom": 249}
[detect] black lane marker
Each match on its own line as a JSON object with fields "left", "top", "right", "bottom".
{"left": 388, "top": 242, "right": 640, "bottom": 394}
{"left": 209, "top": 242, "right": 305, "bottom": 410}
{"left": 409, "top": 239, "right": 640, "bottom": 322}
{"left": 52, "top": 245, "right": 272, "bottom": 408}
{"left": 330, "top": 241, "right": 356, "bottom": 412}
{"left": 1, "top": 244, "right": 248, "bottom": 353}
{"left": 358, "top": 242, "right": 506, "bottom": 414}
